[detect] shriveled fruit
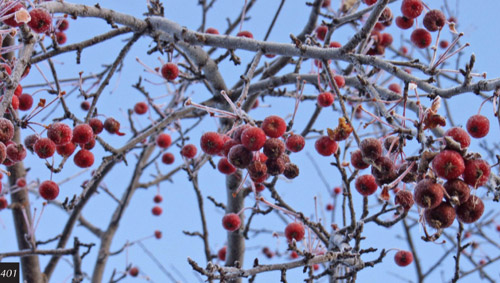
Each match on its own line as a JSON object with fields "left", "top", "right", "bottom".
{"left": 424, "top": 202, "right": 456, "bottom": 229}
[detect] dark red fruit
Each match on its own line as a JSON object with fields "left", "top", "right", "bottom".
{"left": 0, "top": 118, "right": 14, "bottom": 143}
{"left": 411, "top": 28, "right": 432, "bottom": 48}
{"left": 236, "top": 30, "right": 253, "bottom": 38}
{"left": 283, "top": 163, "right": 299, "bottom": 179}
{"left": 218, "top": 246, "right": 226, "bottom": 261}
{"left": 384, "top": 136, "right": 401, "bottom": 153}
{"left": 56, "top": 18, "right": 69, "bottom": 31}
{"left": 413, "top": 179, "right": 444, "bottom": 209}
{"left": 355, "top": 174, "right": 378, "bottom": 196}
{"left": 395, "top": 16, "right": 414, "bottom": 30}
{"left": 388, "top": 83, "right": 402, "bottom": 94}
{"left": 222, "top": 213, "right": 241, "bottom": 232}
{"left": 48, "top": 123, "right": 73, "bottom": 145}
{"left": 444, "top": 127, "right": 470, "bottom": 149}
{"left": 18, "top": 94, "right": 33, "bottom": 111}
{"left": 39, "top": 180, "right": 59, "bottom": 200}
{"left": 161, "top": 62, "right": 179, "bottom": 81}
{"left": 80, "top": 101, "right": 90, "bottom": 111}
{"left": 153, "top": 195, "right": 163, "bottom": 203}
{"left": 134, "top": 102, "right": 148, "bottom": 115}
{"left": 317, "top": 92, "right": 334, "bottom": 107}
{"left": 371, "top": 156, "right": 396, "bottom": 181}
{"left": 181, "top": 144, "right": 197, "bottom": 158}
{"left": 432, "top": 150, "right": 465, "bottom": 180}
{"left": 56, "top": 142, "right": 76, "bottom": 157}
{"left": 395, "top": 190, "right": 414, "bottom": 212}
{"left": 424, "top": 202, "right": 456, "bottom": 229}
{"left": 156, "top": 133, "right": 172, "bottom": 148}
{"left": 74, "top": 149, "right": 94, "bottom": 168}
{"left": 456, "top": 195, "right": 484, "bottom": 223}
{"left": 285, "top": 134, "right": 305, "bottom": 153}
{"left": 218, "top": 157, "right": 237, "bottom": 175}
{"left": 315, "top": 25, "right": 328, "bottom": 41}
{"left": 34, "top": 138, "right": 56, "bottom": 159}
{"left": 231, "top": 124, "right": 251, "bottom": 143}
{"left": 351, "top": 149, "right": 370, "bottom": 170}
{"left": 363, "top": 0, "right": 377, "bottom": 5}
{"left": 379, "top": 33, "right": 393, "bottom": 47}
{"left": 401, "top": 0, "right": 423, "bottom": 19}
{"left": 444, "top": 179, "right": 470, "bottom": 205}
{"left": 0, "top": 197, "right": 7, "bottom": 209}
{"left": 240, "top": 127, "right": 266, "bottom": 151}
{"left": 24, "top": 134, "right": 40, "bottom": 152}
{"left": 227, "top": 144, "right": 252, "bottom": 168}
{"left": 129, "top": 267, "right": 139, "bottom": 277}
{"left": 315, "top": 136, "right": 338, "bottom": 156}
{"left": 89, "top": 118, "right": 103, "bottom": 134}
{"left": 55, "top": 32, "right": 67, "bottom": 45}
{"left": 463, "top": 159, "right": 490, "bottom": 188}
{"left": 394, "top": 250, "right": 413, "bottom": 267}
{"left": 285, "top": 222, "right": 305, "bottom": 242}
{"left": 205, "top": 27, "right": 219, "bottom": 35}
{"left": 28, "top": 8, "right": 52, "bottom": 33}
{"left": 423, "top": 9, "right": 446, "bottom": 32}
{"left": 72, "top": 124, "right": 93, "bottom": 145}
{"left": 466, "top": 114, "right": 489, "bottom": 138}
{"left": 6, "top": 143, "right": 26, "bottom": 162}
{"left": 329, "top": 41, "right": 341, "bottom": 48}
{"left": 261, "top": 115, "right": 286, "bottom": 138}
{"left": 200, "top": 132, "right": 224, "bottom": 154}
{"left": 152, "top": 206, "right": 162, "bottom": 216}
{"left": 263, "top": 138, "right": 285, "bottom": 159}
{"left": 359, "top": 138, "right": 382, "bottom": 161}
{"left": 154, "top": 230, "right": 162, "bottom": 239}
{"left": 161, "top": 152, "right": 175, "bottom": 164}
{"left": 265, "top": 157, "right": 285, "bottom": 176}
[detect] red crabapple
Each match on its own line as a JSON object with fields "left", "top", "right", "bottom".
{"left": 326, "top": 204, "right": 334, "bottom": 211}
{"left": 255, "top": 183, "right": 265, "bottom": 193}
{"left": 218, "top": 246, "right": 227, "bottom": 261}
{"left": 329, "top": 42, "right": 341, "bottom": 48}
{"left": 161, "top": 152, "right": 175, "bottom": 164}
{"left": 156, "top": 133, "right": 172, "bottom": 148}
{"left": 34, "top": 138, "right": 56, "bottom": 159}
{"left": 72, "top": 124, "right": 94, "bottom": 145}
{"left": 181, "top": 144, "right": 197, "bottom": 158}
{"left": 89, "top": 118, "right": 103, "bottom": 134}
{"left": 0, "top": 197, "right": 7, "bottom": 209}
{"left": 218, "top": 158, "right": 237, "bottom": 175}
{"left": 456, "top": 195, "right": 484, "bottom": 223}
{"left": 222, "top": 213, "right": 241, "bottom": 232}
{"left": 283, "top": 163, "right": 299, "bottom": 179}
{"left": 0, "top": 118, "right": 14, "bottom": 143}
{"left": 394, "top": 250, "right": 413, "bottom": 267}
{"left": 205, "top": 27, "right": 219, "bottom": 34}
{"left": 231, "top": 124, "right": 251, "bottom": 143}
{"left": 134, "top": 102, "right": 148, "bottom": 115}
{"left": 18, "top": 94, "right": 33, "bottom": 111}
{"left": 48, "top": 123, "right": 73, "bottom": 145}
{"left": 14, "top": 85, "right": 22, "bottom": 97}
{"left": 423, "top": 9, "right": 446, "bottom": 32}
{"left": 355, "top": 174, "right": 378, "bottom": 196}
{"left": 444, "top": 179, "right": 470, "bottom": 205}
{"left": 413, "top": 179, "right": 444, "bottom": 209}
{"left": 424, "top": 201, "right": 456, "bottom": 229}
{"left": 28, "top": 8, "right": 52, "bottom": 33}
{"left": 285, "top": 222, "right": 305, "bottom": 242}
{"left": 411, "top": 28, "right": 432, "bottom": 49}
{"left": 350, "top": 149, "right": 369, "bottom": 170}
{"left": 201, "top": 131, "right": 225, "bottom": 154}
{"left": 439, "top": 40, "right": 449, "bottom": 49}
{"left": 315, "top": 136, "right": 338, "bottom": 156}
{"left": 388, "top": 83, "right": 402, "bottom": 94}
{"left": 55, "top": 32, "right": 67, "bottom": 45}
{"left": 39, "top": 180, "right": 59, "bottom": 200}
{"left": 466, "top": 114, "right": 489, "bottom": 138}
{"left": 395, "top": 190, "right": 414, "bottom": 212}
{"left": 56, "top": 18, "right": 69, "bottom": 31}
{"left": 395, "top": 16, "right": 413, "bottom": 30}
{"left": 236, "top": 30, "right": 253, "bottom": 38}
{"left": 152, "top": 206, "right": 163, "bottom": 216}
{"left": 56, "top": 142, "right": 76, "bottom": 157}
{"left": 444, "top": 127, "right": 470, "bottom": 149}
{"left": 240, "top": 127, "right": 266, "bottom": 151}
{"left": 266, "top": 157, "right": 286, "bottom": 176}
{"left": 261, "top": 115, "right": 287, "bottom": 138}
{"left": 317, "top": 92, "right": 334, "bottom": 107}
{"left": 153, "top": 195, "right": 163, "bottom": 203}
{"left": 24, "top": 134, "right": 40, "bottom": 152}
{"left": 432, "top": 150, "right": 465, "bottom": 180}
{"left": 285, "top": 134, "right": 305, "bottom": 153}
{"left": 73, "top": 149, "right": 94, "bottom": 168}
{"left": 263, "top": 138, "right": 285, "bottom": 159}
{"left": 154, "top": 230, "right": 162, "bottom": 239}
{"left": 161, "top": 62, "right": 179, "bottom": 81}
{"left": 462, "top": 159, "right": 490, "bottom": 188}
{"left": 80, "top": 101, "right": 90, "bottom": 111}
{"left": 228, "top": 144, "right": 252, "bottom": 168}
{"left": 129, "top": 267, "right": 139, "bottom": 277}
{"left": 315, "top": 25, "right": 328, "bottom": 41}
{"left": 6, "top": 143, "right": 26, "bottom": 162}
{"left": 401, "top": 0, "right": 423, "bottom": 19}
{"left": 359, "top": 138, "right": 382, "bottom": 161}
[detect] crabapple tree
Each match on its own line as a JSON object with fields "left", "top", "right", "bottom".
{"left": 0, "top": 0, "right": 499, "bottom": 282}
